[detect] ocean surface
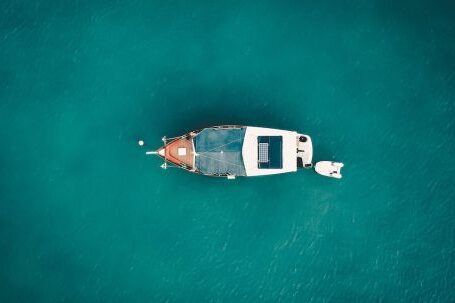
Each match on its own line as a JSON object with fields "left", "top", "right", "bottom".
{"left": 1, "top": 1, "right": 454, "bottom": 302}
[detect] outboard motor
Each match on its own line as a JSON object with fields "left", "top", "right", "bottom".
{"left": 314, "top": 161, "right": 344, "bottom": 179}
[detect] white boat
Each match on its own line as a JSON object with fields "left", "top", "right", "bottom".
{"left": 143, "top": 125, "right": 343, "bottom": 179}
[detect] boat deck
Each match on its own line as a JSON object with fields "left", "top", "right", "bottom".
{"left": 165, "top": 137, "right": 194, "bottom": 169}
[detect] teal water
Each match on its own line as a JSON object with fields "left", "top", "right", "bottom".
{"left": 1, "top": 1, "right": 455, "bottom": 302}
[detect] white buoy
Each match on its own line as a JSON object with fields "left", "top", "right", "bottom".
{"left": 138, "top": 140, "right": 144, "bottom": 146}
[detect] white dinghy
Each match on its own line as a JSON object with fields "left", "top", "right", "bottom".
{"left": 314, "top": 161, "right": 344, "bottom": 179}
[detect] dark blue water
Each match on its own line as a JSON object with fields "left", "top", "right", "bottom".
{"left": 1, "top": 1, "right": 455, "bottom": 302}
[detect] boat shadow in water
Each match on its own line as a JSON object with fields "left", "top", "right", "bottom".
{"left": 144, "top": 84, "right": 296, "bottom": 137}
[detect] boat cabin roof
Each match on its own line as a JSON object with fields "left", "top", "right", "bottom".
{"left": 242, "top": 127, "right": 298, "bottom": 176}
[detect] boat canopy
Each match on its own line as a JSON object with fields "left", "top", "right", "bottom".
{"left": 194, "top": 127, "right": 246, "bottom": 176}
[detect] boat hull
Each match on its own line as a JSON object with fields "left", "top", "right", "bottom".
{"left": 154, "top": 125, "right": 313, "bottom": 178}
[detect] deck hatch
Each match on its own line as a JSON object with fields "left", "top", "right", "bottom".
{"left": 258, "top": 143, "right": 269, "bottom": 163}
{"left": 257, "top": 136, "right": 283, "bottom": 169}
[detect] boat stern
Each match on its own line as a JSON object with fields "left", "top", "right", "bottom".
{"left": 297, "top": 134, "right": 313, "bottom": 168}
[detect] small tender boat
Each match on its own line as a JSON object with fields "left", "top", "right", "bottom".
{"left": 315, "top": 161, "right": 344, "bottom": 179}
{"left": 142, "top": 125, "right": 343, "bottom": 179}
